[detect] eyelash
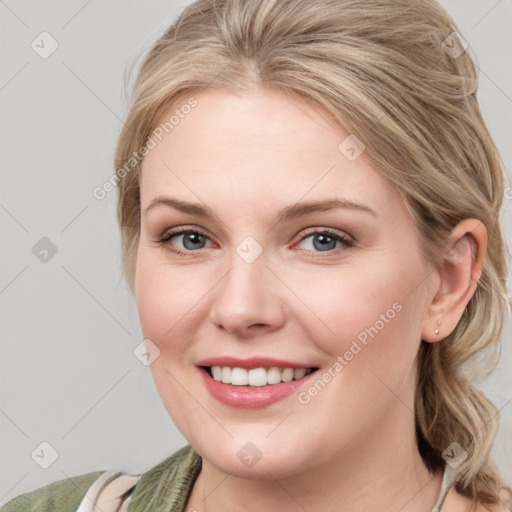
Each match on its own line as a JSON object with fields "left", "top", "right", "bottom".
{"left": 154, "top": 227, "right": 353, "bottom": 258}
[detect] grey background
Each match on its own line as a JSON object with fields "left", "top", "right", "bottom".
{"left": 1, "top": 0, "right": 511, "bottom": 504}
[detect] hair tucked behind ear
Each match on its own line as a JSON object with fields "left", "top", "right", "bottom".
{"left": 114, "top": 0, "right": 511, "bottom": 507}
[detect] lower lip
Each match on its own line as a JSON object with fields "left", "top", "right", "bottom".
{"left": 198, "top": 367, "right": 318, "bottom": 409}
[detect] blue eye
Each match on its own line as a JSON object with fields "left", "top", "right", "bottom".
{"left": 155, "top": 227, "right": 353, "bottom": 257}
{"left": 295, "top": 228, "right": 353, "bottom": 253}
{"left": 156, "top": 229, "right": 211, "bottom": 256}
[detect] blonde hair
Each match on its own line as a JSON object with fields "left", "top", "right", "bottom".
{"left": 114, "top": 0, "right": 510, "bottom": 507}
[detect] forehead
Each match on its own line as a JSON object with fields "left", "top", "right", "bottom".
{"left": 139, "top": 89, "right": 401, "bottom": 218}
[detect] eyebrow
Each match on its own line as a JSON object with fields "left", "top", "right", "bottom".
{"left": 143, "top": 196, "right": 377, "bottom": 221}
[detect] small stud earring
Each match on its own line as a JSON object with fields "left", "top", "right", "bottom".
{"left": 434, "top": 320, "right": 441, "bottom": 335}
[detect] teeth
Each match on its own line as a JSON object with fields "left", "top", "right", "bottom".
{"left": 211, "top": 366, "right": 222, "bottom": 381}
{"left": 221, "top": 366, "right": 231, "bottom": 384}
{"left": 293, "top": 368, "right": 306, "bottom": 380}
{"left": 231, "top": 367, "right": 248, "bottom": 385}
{"left": 281, "top": 368, "right": 294, "bottom": 382}
{"left": 248, "top": 367, "right": 267, "bottom": 386}
{"left": 267, "top": 367, "right": 282, "bottom": 385}
{"left": 209, "top": 366, "right": 313, "bottom": 386}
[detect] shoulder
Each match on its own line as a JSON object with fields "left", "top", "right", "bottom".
{"left": 0, "top": 445, "right": 201, "bottom": 512}
{"left": 128, "top": 444, "right": 201, "bottom": 510}
{"left": 0, "top": 470, "right": 106, "bottom": 512}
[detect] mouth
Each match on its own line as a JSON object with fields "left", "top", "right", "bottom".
{"left": 199, "top": 365, "right": 319, "bottom": 387}
{"left": 198, "top": 364, "right": 320, "bottom": 409}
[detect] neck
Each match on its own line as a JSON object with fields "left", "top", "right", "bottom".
{"left": 186, "top": 410, "right": 444, "bottom": 512}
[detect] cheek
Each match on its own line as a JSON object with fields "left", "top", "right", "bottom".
{"left": 290, "top": 268, "right": 425, "bottom": 439}
{"left": 134, "top": 251, "right": 208, "bottom": 432}
{"left": 290, "top": 258, "right": 425, "bottom": 372}
{"left": 134, "top": 250, "right": 209, "bottom": 350}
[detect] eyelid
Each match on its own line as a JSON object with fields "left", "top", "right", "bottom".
{"left": 155, "top": 225, "right": 215, "bottom": 245}
{"left": 292, "top": 227, "right": 354, "bottom": 254}
{"left": 155, "top": 225, "right": 354, "bottom": 257}
{"left": 296, "top": 226, "right": 353, "bottom": 244}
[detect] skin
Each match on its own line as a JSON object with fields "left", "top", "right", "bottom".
{"left": 135, "top": 89, "right": 488, "bottom": 512}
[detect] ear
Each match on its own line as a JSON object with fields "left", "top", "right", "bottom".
{"left": 421, "top": 218, "right": 487, "bottom": 343}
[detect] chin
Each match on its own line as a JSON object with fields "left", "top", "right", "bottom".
{"left": 190, "top": 433, "right": 315, "bottom": 480}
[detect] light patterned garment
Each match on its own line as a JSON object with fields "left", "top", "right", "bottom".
{"left": 75, "top": 471, "right": 140, "bottom": 512}
{"left": 430, "top": 464, "right": 459, "bottom": 512}
{"left": 1, "top": 445, "right": 481, "bottom": 512}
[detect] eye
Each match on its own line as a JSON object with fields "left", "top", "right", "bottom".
{"left": 155, "top": 228, "right": 213, "bottom": 256}
{"left": 295, "top": 228, "right": 353, "bottom": 253}
{"left": 154, "top": 226, "right": 353, "bottom": 257}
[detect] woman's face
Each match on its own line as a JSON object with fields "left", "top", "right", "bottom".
{"left": 135, "top": 89, "right": 436, "bottom": 478}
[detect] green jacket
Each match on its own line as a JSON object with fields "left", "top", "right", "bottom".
{"left": 1, "top": 444, "right": 201, "bottom": 512}
{"left": 1, "top": 444, "right": 481, "bottom": 512}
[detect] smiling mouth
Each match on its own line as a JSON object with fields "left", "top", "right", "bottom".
{"left": 200, "top": 365, "right": 319, "bottom": 387}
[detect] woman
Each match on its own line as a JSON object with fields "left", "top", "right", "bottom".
{"left": 2, "top": 0, "right": 510, "bottom": 511}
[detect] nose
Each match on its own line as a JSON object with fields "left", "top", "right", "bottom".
{"left": 209, "top": 249, "right": 286, "bottom": 339}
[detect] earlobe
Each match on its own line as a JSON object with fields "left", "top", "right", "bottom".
{"left": 421, "top": 219, "right": 487, "bottom": 343}
{"left": 433, "top": 319, "right": 441, "bottom": 336}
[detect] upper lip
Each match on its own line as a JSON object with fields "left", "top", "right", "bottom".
{"left": 197, "top": 356, "right": 317, "bottom": 370}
